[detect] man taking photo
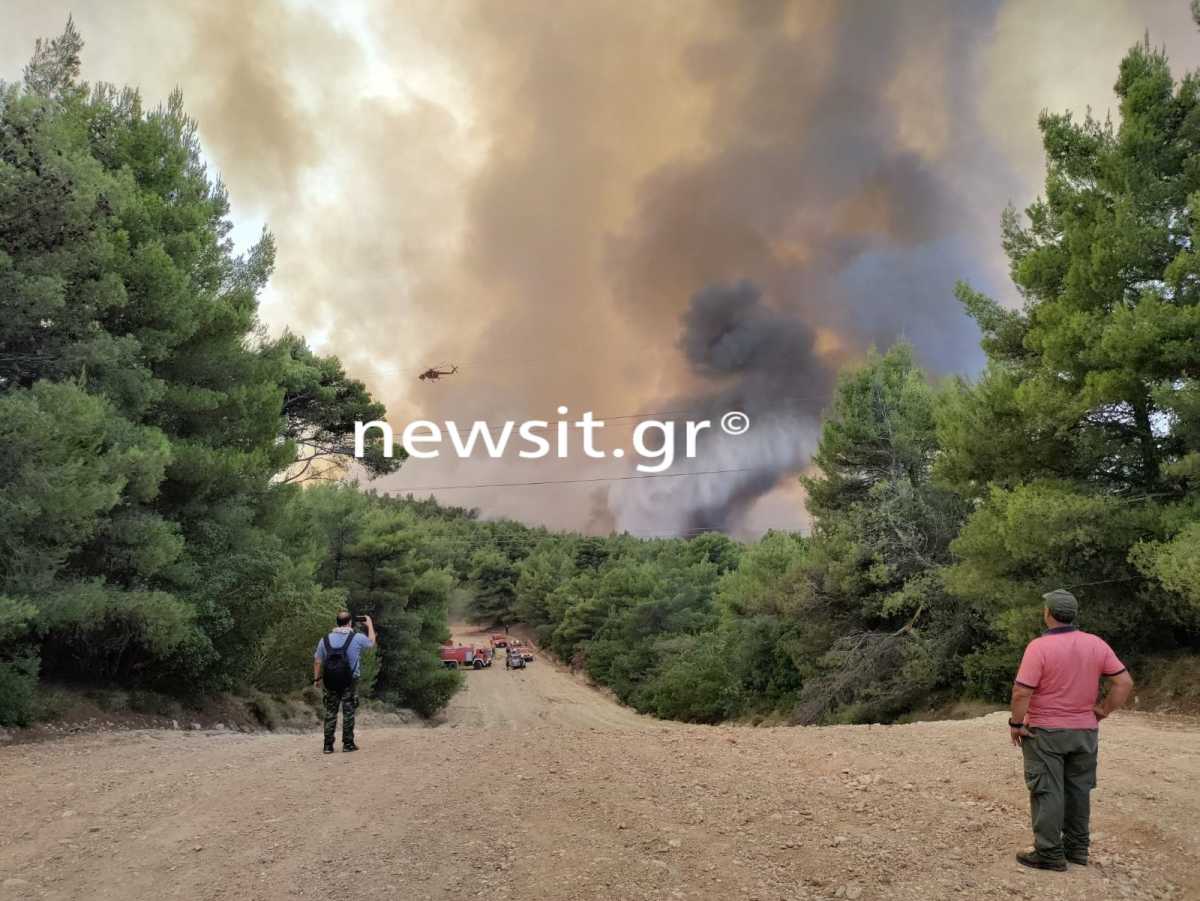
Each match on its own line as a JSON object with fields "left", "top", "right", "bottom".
{"left": 1009, "top": 589, "right": 1134, "bottom": 871}
{"left": 313, "top": 611, "right": 377, "bottom": 755}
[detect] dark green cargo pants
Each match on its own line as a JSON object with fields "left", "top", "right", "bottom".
{"left": 1021, "top": 727, "right": 1099, "bottom": 862}
{"left": 323, "top": 682, "right": 358, "bottom": 748}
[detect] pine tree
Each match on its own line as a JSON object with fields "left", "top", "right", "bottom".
{"left": 941, "top": 37, "right": 1200, "bottom": 665}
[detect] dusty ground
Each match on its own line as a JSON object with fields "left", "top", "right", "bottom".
{"left": 2, "top": 626, "right": 1198, "bottom": 901}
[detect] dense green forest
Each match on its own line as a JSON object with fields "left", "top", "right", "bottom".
{"left": 0, "top": 23, "right": 458, "bottom": 725}
{"left": 3, "top": 26, "right": 1199, "bottom": 729}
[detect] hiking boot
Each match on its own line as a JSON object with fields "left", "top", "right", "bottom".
{"left": 343, "top": 742, "right": 359, "bottom": 752}
{"left": 323, "top": 743, "right": 334, "bottom": 755}
{"left": 1066, "top": 852, "right": 1088, "bottom": 866}
{"left": 1016, "top": 851, "right": 1067, "bottom": 872}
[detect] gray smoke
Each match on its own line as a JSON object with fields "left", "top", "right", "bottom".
{"left": 607, "top": 2, "right": 1014, "bottom": 536}
{"left": 611, "top": 281, "right": 827, "bottom": 535}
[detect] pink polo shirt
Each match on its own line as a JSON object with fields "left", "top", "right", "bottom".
{"left": 1015, "top": 627, "right": 1126, "bottom": 729}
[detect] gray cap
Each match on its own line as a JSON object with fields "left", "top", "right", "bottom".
{"left": 1042, "top": 588, "right": 1078, "bottom": 622}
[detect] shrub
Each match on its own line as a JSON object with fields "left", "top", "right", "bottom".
{"left": 962, "top": 640, "right": 1024, "bottom": 701}
{"left": 0, "top": 658, "right": 38, "bottom": 727}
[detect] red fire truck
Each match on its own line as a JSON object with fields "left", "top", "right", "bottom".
{"left": 439, "top": 643, "right": 493, "bottom": 669}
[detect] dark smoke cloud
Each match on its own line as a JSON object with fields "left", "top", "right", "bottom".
{"left": 612, "top": 280, "right": 828, "bottom": 534}
{"left": 680, "top": 280, "right": 822, "bottom": 382}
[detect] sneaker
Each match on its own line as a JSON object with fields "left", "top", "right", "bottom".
{"left": 1016, "top": 851, "right": 1067, "bottom": 872}
{"left": 343, "top": 742, "right": 359, "bottom": 752}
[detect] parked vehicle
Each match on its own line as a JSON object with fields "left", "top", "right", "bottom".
{"left": 490, "top": 634, "right": 508, "bottom": 649}
{"left": 439, "top": 643, "right": 493, "bottom": 669}
{"left": 518, "top": 646, "right": 535, "bottom": 662}
{"left": 506, "top": 651, "right": 526, "bottom": 670}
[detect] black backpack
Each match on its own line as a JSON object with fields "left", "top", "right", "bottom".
{"left": 322, "top": 633, "right": 357, "bottom": 691}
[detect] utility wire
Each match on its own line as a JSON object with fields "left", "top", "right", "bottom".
{"left": 387, "top": 466, "right": 760, "bottom": 492}
{"left": 378, "top": 392, "right": 828, "bottom": 439}
{"left": 310, "top": 526, "right": 795, "bottom": 553}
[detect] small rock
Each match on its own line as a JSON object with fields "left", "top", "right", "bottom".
{"left": 846, "top": 886, "right": 863, "bottom": 900}
{"left": 61, "top": 810, "right": 77, "bottom": 818}
{"left": 3, "top": 878, "right": 31, "bottom": 889}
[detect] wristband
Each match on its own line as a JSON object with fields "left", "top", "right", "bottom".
{"left": 1008, "top": 720, "right": 1025, "bottom": 728}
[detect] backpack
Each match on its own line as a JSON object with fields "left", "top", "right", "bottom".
{"left": 322, "top": 633, "right": 357, "bottom": 692}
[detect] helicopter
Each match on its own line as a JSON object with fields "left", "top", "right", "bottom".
{"left": 418, "top": 364, "right": 458, "bottom": 382}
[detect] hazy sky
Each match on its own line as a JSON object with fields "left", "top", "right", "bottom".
{"left": 4, "top": 0, "right": 1198, "bottom": 537}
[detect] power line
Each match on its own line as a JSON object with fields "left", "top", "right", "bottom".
{"left": 388, "top": 466, "right": 760, "bottom": 491}
{"left": 377, "top": 393, "right": 828, "bottom": 439}
{"left": 351, "top": 530, "right": 745, "bottom": 550}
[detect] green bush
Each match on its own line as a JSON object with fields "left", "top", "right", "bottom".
{"left": 0, "top": 658, "right": 39, "bottom": 727}
{"left": 633, "top": 636, "right": 732, "bottom": 723}
{"left": 379, "top": 662, "right": 461, "bottom": 718}
{"left": 246, "top": 691, "right": 284, "bottom": 730}
{"left": 245, "top": 583, "right": 344, "bottom": 694}
{"left": 127, "top": 689, "right": 185, "bottom": 719}
{"left": 962, "top": 641, "right": 1024, "bottom": 701}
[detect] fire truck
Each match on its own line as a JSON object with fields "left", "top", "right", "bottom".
{"left": 439, "top": 643, "right": 493, "bottom": 669}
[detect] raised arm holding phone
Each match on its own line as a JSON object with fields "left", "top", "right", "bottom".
{"left": 313, "top": 611, "right": 377, "bottom": 754}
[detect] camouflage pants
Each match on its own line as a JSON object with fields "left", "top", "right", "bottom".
{"left": 323, "top": 682, "right": 358, "bottom": 747}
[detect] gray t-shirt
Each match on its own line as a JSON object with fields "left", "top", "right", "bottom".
{"left": 314, "top": 628, "right": 374, "bottom": 677}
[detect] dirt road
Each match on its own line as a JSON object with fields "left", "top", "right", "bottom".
{"left": 2, "top": 626, "right": 1198, "bottom": 901}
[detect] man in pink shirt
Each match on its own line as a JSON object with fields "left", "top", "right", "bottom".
{"left": 1008, "top": 589, "right": 1134, "bottom": 871}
